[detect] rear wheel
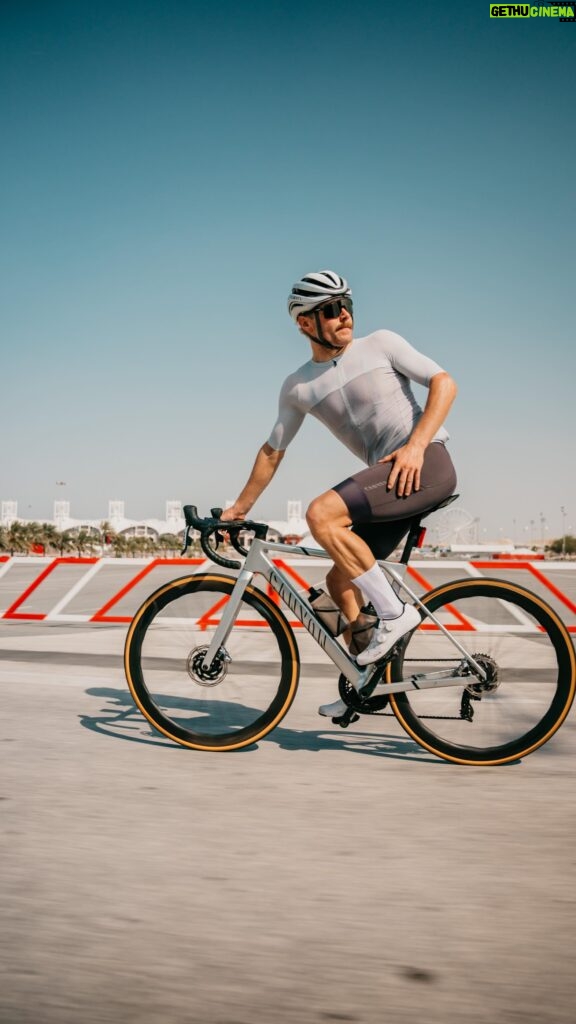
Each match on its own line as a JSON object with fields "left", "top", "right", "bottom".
{"left": 124, "top": 573, "right": 300, "bottom": 750}
{"left": 389, "top": 578, "right": 576, "bottom": 766}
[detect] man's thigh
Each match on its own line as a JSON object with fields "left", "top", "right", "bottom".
{"left": 333, "top": 443, "right": 457, "bottom": 523}
{"left": 332, "top": 443, "right": 457, "bottom": 560}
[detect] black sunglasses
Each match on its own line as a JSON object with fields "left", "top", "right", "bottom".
{"left": 313, "top": 296, "right": 354, "bottom": 320}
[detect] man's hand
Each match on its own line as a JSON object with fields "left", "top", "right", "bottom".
{"left": 380, "top": 442, "right": 425, "bottom": 497}
{"left": 220, "top": 505, "right": 246, "bottom": 523}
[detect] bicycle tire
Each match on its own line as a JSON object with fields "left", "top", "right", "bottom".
{"left": 388, "top": 577, "right": 576, "bottom": 766}
{"left": 124, "top": 573, "right": 300, "bottom": 750}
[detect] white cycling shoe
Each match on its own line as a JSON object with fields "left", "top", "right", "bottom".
{"left": 318, "top": 697, "right": 348, "bottom": 718}
{"left": 356, "top": 604, "right": 421, "bottom": 666}
{"left": 318, "top": 605, "right": 420, "bottom": 719}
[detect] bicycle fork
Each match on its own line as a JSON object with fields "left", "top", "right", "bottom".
{"left": 200, "top": 569, "right": 255, "bottom": 669}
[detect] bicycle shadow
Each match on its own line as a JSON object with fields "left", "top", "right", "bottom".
{"left": 80, "top": 686, "right": 442, "bottom": 763}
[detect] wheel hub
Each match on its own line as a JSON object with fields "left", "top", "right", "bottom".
{"left": 187, "top": 646, "right": 230, "bottom": 687}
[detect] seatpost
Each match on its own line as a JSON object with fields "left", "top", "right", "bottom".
{"left": 400, "top": 518, "right": 423, "bottom": 565}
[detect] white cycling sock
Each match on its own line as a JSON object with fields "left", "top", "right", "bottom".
{"left": 352, "top": 563, "right": 404, "bottom": 620}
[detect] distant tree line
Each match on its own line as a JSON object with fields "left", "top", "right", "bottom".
{"left": 0, "top": 521, "right": 202, "bottom": 558}
{"left": 1, "top": 519, "right": 574, "bottom": 558}
{"left": 546, "top": 535, "right": 576, "bottom": 556}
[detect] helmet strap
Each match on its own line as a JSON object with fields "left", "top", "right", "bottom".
{"left": 302, "top": 311, "right": 342, "bottom": 352}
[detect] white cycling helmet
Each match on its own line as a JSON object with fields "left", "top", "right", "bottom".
{"left": 287, "top": 270, "right": 351, "bottom": 322}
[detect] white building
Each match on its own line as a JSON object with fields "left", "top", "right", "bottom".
{"left": 1, "top": 498, "right": 309, "bottom": 544}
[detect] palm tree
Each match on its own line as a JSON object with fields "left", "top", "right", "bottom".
{"left": 110, "top": 533, "right": 128, "bottom": 558}
{"left": 5, "top": 521, "right": 30, "bottom": 556}
{"left": 24, "top": 521, "right": 45, "bottom": 553}
{"left": 71, "top": 529, "right": 99, "bottom": 557}
{"left": 99, "top": 520, "right": 116, "bottom": 554}
{"left": 54, "top": 530, "right": 75, "bottom": 556}
{"left": 158, "top": 533, "right": 181, "bottom": 556}
{"left": 38, "top": 523, "right": 61, "bottom": 556}
{"left": 126, "top": 536, "right": 145, "bottom": 558}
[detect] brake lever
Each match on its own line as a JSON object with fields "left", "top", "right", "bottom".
{"left": 210, "top": 507, "right": 233, "bottom": 554}
{"left": 181, "top": 505, "right": 267, "bottom": 568}
{"left": 180, "top": 524, "right": 196, "bottom": 556}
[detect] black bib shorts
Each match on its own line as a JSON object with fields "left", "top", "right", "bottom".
{"left": 333, "top": 442, "right": 457, "bottom": 560}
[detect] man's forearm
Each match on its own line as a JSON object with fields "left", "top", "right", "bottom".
{"left": 409, "top": 372, "right": 457, "bottom": 450}
{"left": 232, "top": 443, "right": 285, "bottom": 516}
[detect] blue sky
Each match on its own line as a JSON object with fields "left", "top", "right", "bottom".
{"left": 1, "top": 0, "right": 574, "bottom": 542}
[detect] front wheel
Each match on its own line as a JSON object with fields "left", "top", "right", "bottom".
{"left": 124, "top": 573, "right": 300, "bottom": 750}
{"left": 388, "top": 578, "right": 576, "bottom": 766}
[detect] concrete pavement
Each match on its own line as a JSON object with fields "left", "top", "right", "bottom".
{"left": 1, "top": 621, "right": 575, "bottom": 1024}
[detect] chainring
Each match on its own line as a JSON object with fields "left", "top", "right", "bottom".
{"left": 338, "top": 672, "right": 391, "bottom": 714}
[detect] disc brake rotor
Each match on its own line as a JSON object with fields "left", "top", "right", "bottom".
{"left": 186, "top": 646, "right": 230, "bottom": 687}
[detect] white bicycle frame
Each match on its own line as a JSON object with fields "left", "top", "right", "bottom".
{"left": 202, "top": 537, "right": 488, "bottom": 691}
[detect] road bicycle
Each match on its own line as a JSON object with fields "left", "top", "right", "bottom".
{"left": 124, "top": 499, "right": 576, "bottom": 765}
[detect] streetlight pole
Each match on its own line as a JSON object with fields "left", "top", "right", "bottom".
{"left": 560, "top": 506, "right": 567, "bottom": 558}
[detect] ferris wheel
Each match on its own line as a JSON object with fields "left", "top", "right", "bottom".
{"left": 426, "top": 505, "right": 476, "bottom": 546}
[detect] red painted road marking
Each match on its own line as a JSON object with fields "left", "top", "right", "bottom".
{"left": 2, "top": 558, "right": 98, "bottom": 620}
{"left": 1, "top": 557, "right": 575, "bottom": 631}
{"left": 471, "top": 561, "right": 576, "bottom": 632}
{"left": 92, "top": 558, "right": 205, "bottom": 623}
{"left": 407, "top": 565, "right": 475, "bottom": 631}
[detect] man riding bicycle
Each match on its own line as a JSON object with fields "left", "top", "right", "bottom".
{"left": 221, "top": 270, "right": 457, "bottom": 718}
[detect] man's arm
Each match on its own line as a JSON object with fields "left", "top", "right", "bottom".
{"left": 381, "top": 371, "right": 457, "bottom": 497}
{"left": 220, "top": 443, "right": 285, "bottom": 521}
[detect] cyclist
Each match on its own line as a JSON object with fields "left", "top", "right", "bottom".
{"left": 221, "top": 270, "right": 457, "bottom": 717}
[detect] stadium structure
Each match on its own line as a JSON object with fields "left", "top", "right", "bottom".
{"left": 0, "top": 498, "right": 540, "bottom": 555}
{"left": 0, "top": 499, "right": 309, "bottom": 545}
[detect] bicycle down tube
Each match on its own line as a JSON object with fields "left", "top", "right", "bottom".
{"left": 201, "top": 539, "right": 374, "bottom": 689}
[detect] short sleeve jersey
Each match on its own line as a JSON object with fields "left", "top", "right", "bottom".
{"left": 266, "top": 330, "right": 449, "bottom": 466}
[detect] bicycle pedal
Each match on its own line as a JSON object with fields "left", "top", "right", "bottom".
{"left": 333, "top": 710, "right": 360, "bottom": 728}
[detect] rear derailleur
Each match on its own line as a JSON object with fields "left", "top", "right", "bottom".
{"left": 460, "top": 653, "right": 499, "bottom": 722}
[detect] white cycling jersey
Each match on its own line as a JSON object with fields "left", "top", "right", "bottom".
{"left": 267, "top": 330, "right": 449, "bottom": 465}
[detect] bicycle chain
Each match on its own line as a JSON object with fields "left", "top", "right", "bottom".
{"left": 338, "top": 651, "right": 483, "bottom": 721}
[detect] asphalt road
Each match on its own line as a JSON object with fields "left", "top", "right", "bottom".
{"left": 1, "top": 620, "right": 575, "bottom": 1024}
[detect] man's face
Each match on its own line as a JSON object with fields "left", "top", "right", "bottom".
{"left": 297, "top": 297, "right": 354, "bottom": 349}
